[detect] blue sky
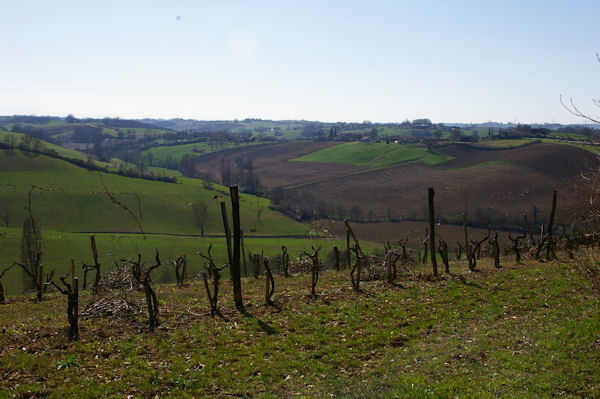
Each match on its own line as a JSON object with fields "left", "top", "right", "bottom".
{"left": 1, "top": 0, "right": 599, "bottom": 123}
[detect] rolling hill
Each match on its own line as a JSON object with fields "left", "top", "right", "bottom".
{"left": 189, "top": 140, "right": 599, "bottom": 239}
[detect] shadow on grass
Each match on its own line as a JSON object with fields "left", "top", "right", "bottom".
{"left": 240, "top": 306, "right": 278, "bottom": 335}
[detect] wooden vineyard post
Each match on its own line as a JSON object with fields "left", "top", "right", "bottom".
{"left": 241, "top": 230, "right": 248, "bottom": 278}
{"left": 71, "top": 277, "right": 79, "bottom": 341}
{"left": 546, "top": 190, "right": 558, "bottom": 261}
{"left": 264, "top": 257, "right": 275, "bottom": 304}
{"left": 81, "top": 234, "right": 101, "bottom": 293}
{"left": 346, "top": 229, "right": 351, "bottom": 270}
{"left": 428, "top": 187, "right": 438, "bottom": 277}
{"left": 71, "top": 258, "right": 76, "bottom": 285}
{"left": 492, "top": 232, "right": 501, "bottom": 268}
{"left": 281, "top": 245, "right": 290, "bottom": 277}
{"left": 220, "top": 201, "right": 233, "bottom": 266}
{"left": 333, "top": 246, "right": 341, "bottom": 272}
{"left": 229, "top": 186, "right": 243, "bottom": 310}
{"left": 463, "top": 213, "right": 473, "bottom": 271}
{"left": 90, "top": 234, "right": 101, "bottom": 293}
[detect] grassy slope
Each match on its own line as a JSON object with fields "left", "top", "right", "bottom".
{"left": 293, "top": 142, "right": 453, "bottom": 168}
{"left": 0, "top": 150, "right": 315, "bottom": 293}
{"left": 0, "top": 256, "right": 597, "bottom": 397}
{"left": 0, "top": 130, "right": 90, "bottom": 161}
{"left": 0, "top": 150, "right": 307, "bottom": 237}
{"left": 0, "top": 130, "right": 178, "bottom": 177}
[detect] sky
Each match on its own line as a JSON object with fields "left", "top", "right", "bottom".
{"left": 1, "top": 0, "right": 600, "bottom": 124}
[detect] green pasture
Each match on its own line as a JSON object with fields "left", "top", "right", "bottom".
{"left": 0, "top": 151, "right": 309, "bottom": 238}
{"left": 548, "top": 131, "right": 589, "bottom": 141}
{"left": 141, "top": 141, "right": 258, "bottom": 164}
{"left": 292, "top": 142, "right": 453, "bottom": 168}
{"left": 0, "top": 130, "right": 90, "bottom": 161}
{"left": 0, "top": 226, "right": 360, "bottom": 295}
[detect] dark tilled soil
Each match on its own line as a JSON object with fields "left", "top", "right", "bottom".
{"left": 194, "top": 141, "right": 365, "bottom": 188}
{"left": 438, "top": 142, "right": 597, "bottom": 178}
{"left": 303, "top": 161, "right": 572, "bottom": 222}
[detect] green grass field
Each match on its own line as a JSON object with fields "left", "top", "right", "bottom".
{"left": 141, "top": 141, "right": 258, "bottom": 164}
{"left": 0, "top": 254, "right": 597, "bottom": 397}
{"left": 0, "top": 130, "right": 176, "bottom": 178}
{"left": 293, "top": 142, "right": 453, "bottom": 168}
{"left": 0, "top": 226, "right": 364, "bottom": 295}
{"left": 0, "top": 150, "right": 307, "bottom": 237}
{"left": 0, "top": 130, "right": 91, "bottom": 162}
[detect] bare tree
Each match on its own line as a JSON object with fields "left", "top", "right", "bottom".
{"left": 100, "top": 175, "right": 146, "bottom": 240}
{"left": 16, "top": 187, "right": 47, "bottom": 301}
{"left": 191, "top": 201, "right": 210, "bottom": 237}
{"left": 560, "top": 53, "right": 600, "bottom": 124}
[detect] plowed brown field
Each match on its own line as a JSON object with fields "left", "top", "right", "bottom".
{"left": 194, "top": 141, "right": 365, "bottom": 188}
{"left": 193, "top": 141, "right": 598, "bottom": 235}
